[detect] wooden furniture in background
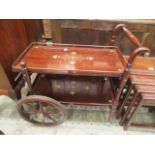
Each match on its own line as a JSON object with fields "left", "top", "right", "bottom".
{"left": 118, "top": 74, "right": 155, "bottom": 130}
{"left": 42, "top": 19, "right": 52, "bottom": 39}
{"left": 51, "top": 19, "right": 155, "bottom": 55}
{"left": 0, "top": 19, "right": 43, "bottom": 99}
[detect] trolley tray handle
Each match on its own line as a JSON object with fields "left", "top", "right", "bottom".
{"left": 127, "top": 47, "right": 151, "bottom": 69}
{"left": 111, "top": 24, "right": 142, "bottom": 47}
{"left": 111, "top": 24, "right": 151, "bottom": 68}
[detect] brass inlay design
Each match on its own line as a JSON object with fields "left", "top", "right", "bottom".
{"left": 69, "top": 61, "right": 75, "bottom": 65}
{"left": 53, "top": 55, "right": 58, "bottom": 59}
{"left": 69, "top": 91, "right": 75, "bottom": 95}
{"left": 108, "top": 100, "right": 112, "bottom": 103}
{"left": 71, "top": 51, "right": 76, "bottom": 55}
{"left": 71, "top": 81, "right": 76, "bottom": 85}
{"left": 85, "top": 85, "right": 90, "bottom": 91}
{"left": 64, "top": 48, "right": 68, "bottom": 51}
{"left": 56, "top": 84, "right": 61, "bottom": 89}
{"left": 104, "top": 77, "right": 108, "bottom": 81}
{"left": 52, "top": 51, "right": 94, "bottom": 62}
{"left": 110, "top": 50, "right": 115, "bottom": 52}
{"left": 148, "top": 67, "right": 154, "bottom": 71}
{"left": 87, "top": 57, "right": 93, "bottom": 61}
{"left": 71, "top": 81, "right": 76, "bottom": 89}
{"left": 118, "top": 69, "right": 122, "bottom": 72}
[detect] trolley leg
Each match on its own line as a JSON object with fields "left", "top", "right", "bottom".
{"left": 108, "top": 72, "right": 129, "bottom": 121}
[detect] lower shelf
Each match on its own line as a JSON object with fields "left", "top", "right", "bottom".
{"left": 31, "top": 74, "right": 115, "bottom": 106}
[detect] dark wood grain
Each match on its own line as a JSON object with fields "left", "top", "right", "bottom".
{"left": 12, "top": 42, "right": 125, "bottom": 77}
{"left": 51, "top": 19, "right": 155, "bottom": 55}
{"left": 130, "top": 56, "right": 155, "bottom": 75}
{"left": 130, "top": 74, "right": 155, "bottom": 85}
{"left": 0, "top": 19, "right": 43, "bottom": 98}
{"left": 31, "top": 74, "right": 114, "bottom": 105}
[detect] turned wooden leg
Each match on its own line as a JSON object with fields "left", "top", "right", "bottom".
{"left": 120, "top": 91, "right": 139, "bottom": 125}
{"left": 117, "top": 84, "right": 133, "bottom": 119}
{"left": 108, "top": 70, "right": 129, "bottom": 122}
{"left": 14, "top": 78, "right": 25, "bottom": 99}
{"left": 20, "top": 60, "right": 32, "bottom": 93}
{"left": 124, "top": 99, "right": 142, "bottom": 130}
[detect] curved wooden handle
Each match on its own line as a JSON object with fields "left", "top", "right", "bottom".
{"left": 111, "top": 24, "right": 141, "bottom": 47}
{"left": 111, "top": 24, "right": 151, "bottom": 68}
{"left": 127, "top": 47, "right": 151, "bottom": 68}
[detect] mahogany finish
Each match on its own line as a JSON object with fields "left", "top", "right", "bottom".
{"left": 111, "top": 24, "right": 142, "bottom": 47}
{"left": 120, "top": 84, "right": 155, "bottom": 130}
{"left": 117, "top": 70, "right": 155, "bottom": 130}
{"left": 11, "top": 23, "right": 153, "bottom": 127}
{"left": 0, "top": 19, "right": 43, "bottom": 98}
{"left": 31, "top": 74, "right": 114, "bottom": 105}
{"left": 130, "top": 74, "right": 155, "bottom": 85}
{"left": 130, "top": 57, "right": 155, "bottom": 75}
{"left": 12, "top": 42, "right": 124, "bottom": 106}
{"left": 118, "top": 74, "right": 155, "bottom": 118}
{"left": 12, "top": 42, "right": 125, "bottom": 76}
{"left": 12, "top": 41, "right": 126, "bottom": 125}
{"left": 108, "top": 24, "right": 151, "bottom": 121}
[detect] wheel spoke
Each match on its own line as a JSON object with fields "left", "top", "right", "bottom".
{"left": 29, "top": 113, "right": 38, "bottom": 121}
{"left": 39, "top": 103, "right": 47, "bottom": 123}
{"left": 44, "top": 112, "right": 57, "bottom": 123}
{"left": 24, "top": 109, "right": 41, "bottom": 114}
{"left": 40, "top": 105, "right": 57, "bottom": 123}
{"left": 26, "top": 103, "right": 36, "bottom": 108}
{"left": 43, "top": 106, "right": 63, "bottom": 121}
{"left": 45, "top": 105, "right": 62, "bottom": 115}
{"left": 46, "top": 110, "right": 59, "bottom": 115}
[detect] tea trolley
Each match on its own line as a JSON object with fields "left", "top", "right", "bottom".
{"left": 12, "top": 24, "right": 150, "bottom": 126}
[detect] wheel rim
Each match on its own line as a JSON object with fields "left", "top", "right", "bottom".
{"left": 17, "top": 95, "right": 67, "bottom": 126}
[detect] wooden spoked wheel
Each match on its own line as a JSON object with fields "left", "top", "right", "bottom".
{"left": 17, "top": 95, "right": 67, "bottom": 126}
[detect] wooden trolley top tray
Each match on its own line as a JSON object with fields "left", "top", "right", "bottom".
{"left": 12, "top": 42, "right": 125, "bottom": 76}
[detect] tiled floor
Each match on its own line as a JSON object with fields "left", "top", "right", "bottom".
{"left": 0, "top": 95, "right": 155, "bottom": 135}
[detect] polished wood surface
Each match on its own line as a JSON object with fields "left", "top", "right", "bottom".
{"left": 119, "top": 83, "right": 155, "bottom": 130}
{"left": 0, "top": 19, "right": 43, "bottom": 85}
{"left": 135, "top": 84, "right": 155, "bottom": 93}
{"left": 118, "top": 70, "right": 155, "bottom": 130}
{"left": 130, "top": 74, "right": 155, "bottom": 85}
{"left": 0, "top": 19, "right": 43, "bottom": 98}
{"left": 111, "top": 24, "right": 142, "bottom": 47}
{"left": 12, "top": 42, "right": 125, "bottom": 76}
{"left": 31, "top": 74, "right": 114, "bottom": 105}
{"left": 124, "top": 56, "right": 155, "bottom": 75}
{"left": 130, "top": 56, "right": 155, "bottom": 75}
{"left": 141, "top": 93, "right": 155, "bottom": 101}
{"left": 10, "top": 22, "right": 155, "bottom": 127}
